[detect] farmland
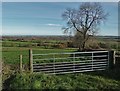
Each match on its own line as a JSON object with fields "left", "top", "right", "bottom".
{"left": 2, "top": 47, "right": 76, "bottom": 64}
{"left": 1, "top": 35, "right": 120, "bottom": 90}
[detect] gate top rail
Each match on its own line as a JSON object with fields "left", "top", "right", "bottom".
{"left": 32, "top": 51, "right": 109, "bottom": 56}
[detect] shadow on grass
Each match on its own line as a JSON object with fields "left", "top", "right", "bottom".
{"left": 83, "top": 68, "right": 120, "bottom": 81}
{"left": 84, "top": 56, "right": 120, "bottom": 81}
{"left": 2, "top": 74, "right": 16, "bottom": 90}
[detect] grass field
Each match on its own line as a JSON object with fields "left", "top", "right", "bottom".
{"left": 2, "top": 36, "right": 120, "bottom": 90}
{"left": 2, "top": 47, "right": 76, "bottom": 64}
{"left": 2, "top": 46, "right": 120, "bottom": 90}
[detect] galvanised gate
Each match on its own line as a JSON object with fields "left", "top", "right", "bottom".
{"left": 29, "top": 50, "right": 112, "bottom": 74}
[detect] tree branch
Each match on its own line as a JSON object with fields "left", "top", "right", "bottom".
{"left": 71, "top": 19, "right": 83, "bottom": 35}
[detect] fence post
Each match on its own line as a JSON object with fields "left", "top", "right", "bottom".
{"left": 113, "top": 51, "right": 116, "bottom": 65}
{"left": 29, "top": 49, "right": 33, "bottom": 73}
{"left": 20, "top": 55, "right": 23, "bottom": 73}
{"left": 109, "top": 50, "right": 115, "bottom": 69}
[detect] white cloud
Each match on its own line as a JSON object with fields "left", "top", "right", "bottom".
{"left": 46, "top": 23, "right": 62, "bottom": 27}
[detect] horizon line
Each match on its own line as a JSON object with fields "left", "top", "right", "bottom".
{"left": 1, "top": 35, "right": 119, "bottom": 37}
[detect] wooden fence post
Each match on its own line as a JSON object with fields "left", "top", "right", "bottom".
{"left": 109, "top": 50, "right": 115, "bottom": 69}
{"left": 20, "top": 55, "right": 23, "bottom": 73}
{"left": 29, "top": 49, "right": 33, "bottom": 73}
{"left": 113, "top": 51, "right": 116, "bottom": 65}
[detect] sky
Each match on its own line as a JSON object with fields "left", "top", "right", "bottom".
{"left": 1, "top": 0, "right": 119, "bottom": 2}
{"left": 2, "top": 2, "right": 118, "bottom": 36}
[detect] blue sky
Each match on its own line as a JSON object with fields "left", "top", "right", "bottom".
{"left": 2, "top": 2, "right": 118, "bottom": 36}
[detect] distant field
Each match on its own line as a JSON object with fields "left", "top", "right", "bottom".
{"left": 2, "top": 35, "right": 120, "bottom": 50}
{"left": 2, "top": 35, "right": 120, "bottom": 64}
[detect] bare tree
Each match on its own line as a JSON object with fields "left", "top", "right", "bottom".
{"left": 62, "top": 2, "right": 108, "bottom": 51}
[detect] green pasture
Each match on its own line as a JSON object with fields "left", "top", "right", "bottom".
{"left": 2, "top": 40, "right": 120, "bottom": 90}
{"left": 2, "top": 39, "right": 120, "bottom": 64}
{"left": 2, "top": 47, "right": 76, "bottom": 64}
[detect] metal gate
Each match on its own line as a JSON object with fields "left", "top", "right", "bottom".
{"left": 31, "top": 51, "right": 109, "bottom": 74}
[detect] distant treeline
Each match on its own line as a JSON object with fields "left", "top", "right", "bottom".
{"left": 2, "top": 35, "right": 120, "bottom": 50}
{"left": 2, "top": 35, "right": 70, "bottom": 42}
{"left": 2, "top": 35, "right": 119, "bottom": 41}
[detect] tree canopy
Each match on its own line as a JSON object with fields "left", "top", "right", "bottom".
{"left": 62, "top": 2, "right": 108, "bottom": 51}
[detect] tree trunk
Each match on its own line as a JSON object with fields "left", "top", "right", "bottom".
{"left": 78, "top": 29, "right": 87, "bottom": 51}
{"left": 78, "top": 46, "right": 82, "bottom": 51}
{"left": 78, "top": 41, "right": 85, "bottom": 51}
{"left": 81, "top": 31, "right": 86, "bottom": 51}
{"left": 82, "top": 41, "right": 86, "bottom": 51}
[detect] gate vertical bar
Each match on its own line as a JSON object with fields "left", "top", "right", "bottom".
{"left": 73, "top": 53, "right": 75, "bottom": 73}
{"left": 92, "top": 52, "right": 93, "bottom": 70}
{"left": 29, "top": 49, "right": 33, "bottom": 73}
{"left": 108, "top": 51, "right": 109, "bottom": 69}
{"left": 53, "top": 54, "right": 55, "bottom": 74}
